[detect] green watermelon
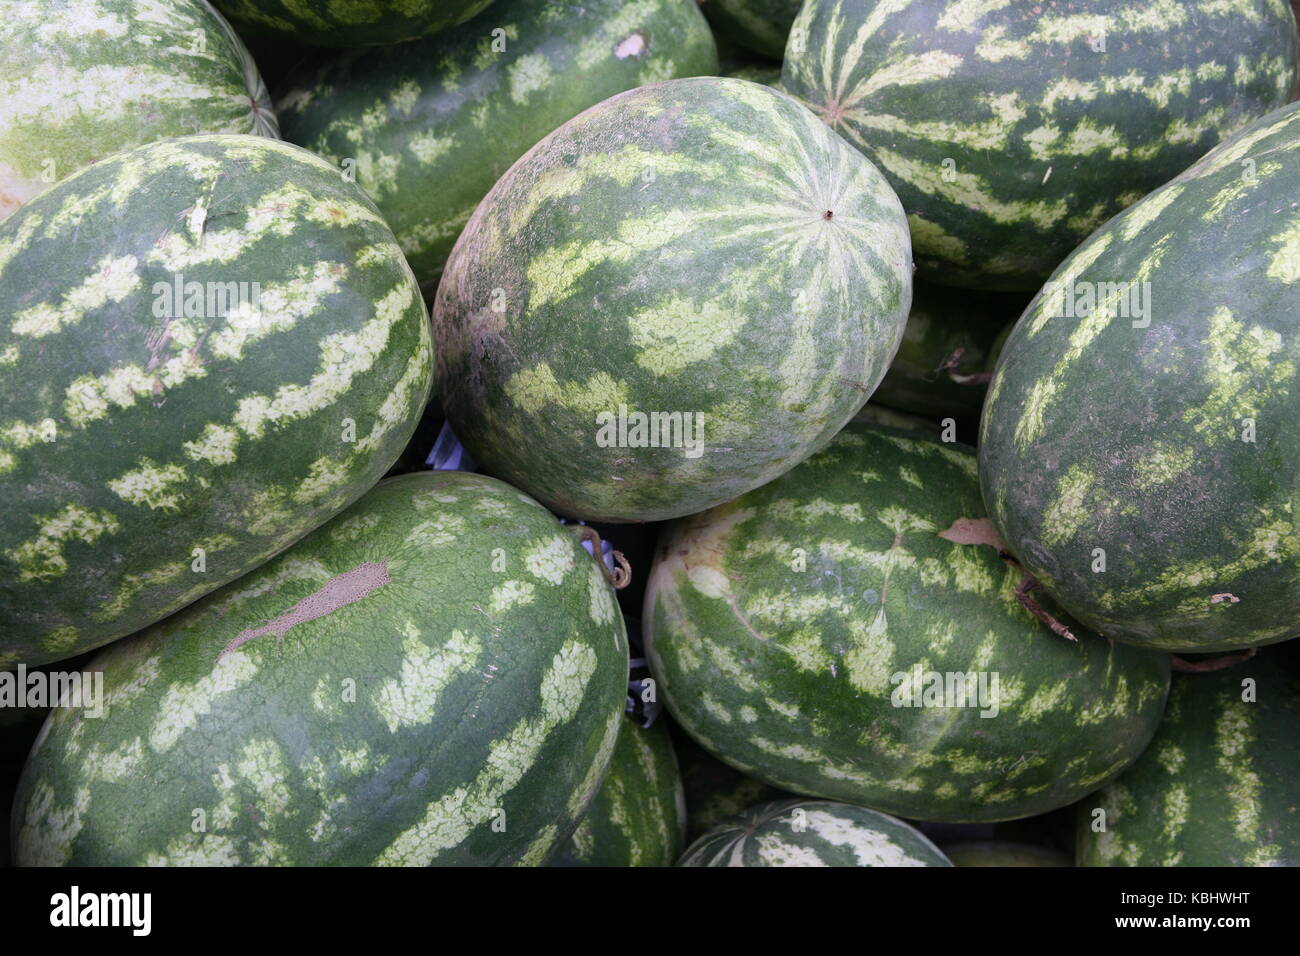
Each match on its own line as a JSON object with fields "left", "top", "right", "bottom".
{"left": 723, "top": 64, "right": 783, "bottom": 89}
{"left": 11, "top": 470, "right": 629, "bottom": 866}
{"left": 0, "top": 0, "right": 277, "bottom": 221}
{"left": 0, "top": 134, "right": 433, "bottom": 669}
{"left": 979, "top": 102, "right": 1300, "bottom": 653}
{"left": 851, "top": 403, "right": 943, "bottom": 437}
{"left": 871, "top": 283, "right": 1019, "bottom": 422}
{"left": 677, "top": 734, "right": 796, "bottom": 840}
{"left": 702, "top": 0, "right": 804, "bottom": 61}
{"left": 644, "top": 423, "right": 1170, "bottom": 822}
{"left": 433, "top": 76, "right": 912, "bottom": 523}
{"left": 941, "top": 840, "right": 1072, "bottom": 867}
{"left": 782, "top": 0, "right": 1300, "bottom": 290}
{"left": 277, "top": 0, "right": 718, "bottom": 290}
{"left": 1077, "top": 646, "right": 1300, "bottom": 866}
{"left": 679, "top": 798, "right": 952, "bottom": 866}
{"left": 213, "top": 0, "right": 494, "bottom": 47}
{"left": 550, "top": 716, "right": 685, "bottom": 866}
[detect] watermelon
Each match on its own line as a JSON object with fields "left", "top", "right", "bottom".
{"left": 10, "top": 470, "right": 630, "bottom": 866}
{"left": 0, "top": 0, "right": 277, "bottom": 221}
{"left": 679, "top": 798, "right": 952, "bottom": 866}
{"left": 871, "top": 282, "right": 1019, "bottom": 423}
{"left": 723, "top": 64, "right": 783, "bottom": 89}
{"left": 851, "top": 403, "right": 943, "bottom": 437}
{"left": 550, "top": 716, "right": 685, "bottom": 866}
{"left": 675, "top": 729, "right": 795, "bottom": 840}
{"left": 941, "top": 841, "right": 1072, "bottom": 867}
{"left": 702, "top": 0, "right": 804, "bottom": 61}
{"left": 433, "top": 76, "right": 913, "bottom": 523}
{"left": 1077, "top": 646, "right": 1300, "bottom": 866}
{"left": 277, "top": 0, "right": 719, "bottom": 291}
{"left": 213, "top": 0, "right": 494, "bottom": 47}
{"left": 0, "top": 134, "right": 434, "bottom": 669}
{"left": 979, "top": 101, "right": 1300, "bottom": 653}
{"left": 644, "top": 423, "right": 1170, "bottom": 822}
{"left": 782, "top": 0, "right": 1300, "bottom": 290}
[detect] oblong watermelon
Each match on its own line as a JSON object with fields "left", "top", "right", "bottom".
{"left": 1076, "top": 646, "right": 1299, "bottom": 866}
{"left": 679, "top": 798, "right": 951, "bottom": 866}
{"left": 645, "top": 423, "right": 1170, "bottom": 822}
{"left": 0, "top": 135, "right": 434, "bottom": 668}
{"left": 0, "top": 0, "right": 277, "bottom": 220}
{"left": 550, "top": 716, "right": 685, "bottom": 866}
{"left": 434, "top": 76, "right": 913, "bottom": 523}
{"left": 979, "top": 102, "right": 1300, "bottom": 653}
{"left": 213, "top": 0, "right": 493, "bottom": 47}
{"left": 277, "top": 0, "right": 719, "bottom": 289}
{"left": 11, "top": 470, "right": 629, "bottom": 866}
{"left": 702, "top": 0, "right": 804, "bottom": 61}
{"left": 782, "top": 0, "right": 1300, "bottom": 289}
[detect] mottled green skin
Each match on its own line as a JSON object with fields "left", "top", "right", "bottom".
{"left": 214, "top": 0, "right": 493, "bottom": 47}
{"left": 278, "top": 0, "right": 718, "bottom": 290}
{"left": 979, "top": 103, "right": 1300, "bottom": 653}
{"left": 677, "top": 735, "right": 795, "bottom": 840}
{"left": 550, "top": 716, "right": 685, "bottom": 866}
{"left": 435, "top": 77, "right": 912, "bottom": 522}
{"left": 0, "top": 0, "right": 277, "bottom": 220}
{"left": 872, "top": 283, "right": 1016, "bottom": 421}
{"left": 645, "top": 424, "right": 1170, "bottom": 822}
{"left": 0, "top": 135, "right": 434, "bottom": 668}
{"left": 679, "top": 798, "right": 951, "bottom": 866}
{"left": 10, "top": 471, "right": 630, "bottom": 866}
{"left": 702, "top": 0, "right": 804, "bottom": 61}
{"left": 1077, "top": 649, "right": 1300, "bottom": 866}
{"left": 942, "top": 840, "right": 1071, "bottom": 866}
{"left": 783, "top": 0, "right": 1300, "bottom": 290}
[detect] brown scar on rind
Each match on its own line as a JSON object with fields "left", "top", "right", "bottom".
{"left": 938, "top": 517, "right": 1007, "bottom": 551}
{"left": 215, "top": 561, "right": 390, "bottom": 661}
{"left": 1210, "top": 593, "right": 1241, "bottom": 604}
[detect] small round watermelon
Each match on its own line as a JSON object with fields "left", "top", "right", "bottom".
{"left": 782, "top": 0, "right": 1299, "bottom": 289}
{"left": 10, "top": 471, "right": 629, "bottom": 866}
{"left": 549, "top": 716, "right": 685, "bottom": 866}
{"left": 645, "top": 423, "right": 1170, "bottom": 822}
{"left": 213, "top": 0, "right": 493, "bottom": 47}
{"left": 676, "top": 730, "right": 796, "bottom": 840}
{"left": 0, "top": 0, "right": 277, "bottom": 220}
{"left": 679, "top": 798, "right": 951, "bottom": 866}
{"left": 1076, "top": 645, "right": 1300, "bottom": 867}
{"left": 433, "top": 76, "right": 912, "bottom": 522}
{"left": 979, "top": 102, "right": 1300, "bottom": 653}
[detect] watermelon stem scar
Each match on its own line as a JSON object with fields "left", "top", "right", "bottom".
{"left": 573, "top": 526, "right": 631, "bottom": 590}
{"left": 1012, "top": 575, "right": 1077, "bottom": 642}
{"left": 215, "top": 561, "right": 391, "bottom": 661}
{"left": 1170, "top": 647, "right": 1258, "bottom": 674}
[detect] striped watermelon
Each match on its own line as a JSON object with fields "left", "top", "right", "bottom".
{"left": 644, "top": 423, "right": 1170, "bottom": 822}
{"left": 0, "top": 134, "right": 433, "bottom": 669}
{"left": 871, "top": 282, "right": 1018, "bottom": 423}
{"left": 433, "top": 76, "right": 913, "bottom": 523}
{"left": 1077, "top": 646, "right": 1299, "bottom": 866}
{"left": 941, "top": 841, "right": 1072, "bottom": 866}
{"left": 213, "top": 0, "right": 493, "bottom": 47}
{"left": 782, "top": 0, "right": 1300, "bottom": 290}
{"left": 702, "top": 0, "right": 804, "bottom": 61}
{"left": 550, "top": 716, "right": 685, "bottom": 866}
{"left": 277, "top": 0, "right": 718, "bottom": 290}
{"left": 0, "top": 0, "right": 277, "bottom": 221}
{"left": 679, "top": 798, "right": 952, "bottom": 866}
{"left": 979, "top": 101, "right": 1300, "bottom": 653}
{"left": 11, "top": 470, "right": 630, "bottom": 866}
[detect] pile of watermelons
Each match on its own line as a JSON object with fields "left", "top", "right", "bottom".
{"left": 0, "top": 0, "right": 1296, "bottom": 868}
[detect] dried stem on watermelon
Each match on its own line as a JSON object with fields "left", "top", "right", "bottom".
{"left": 1170, "top": 647, "right": 1258, "bottom": 673}
{"left": 574, "top": 525, "right": 632, "bottom": 590}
